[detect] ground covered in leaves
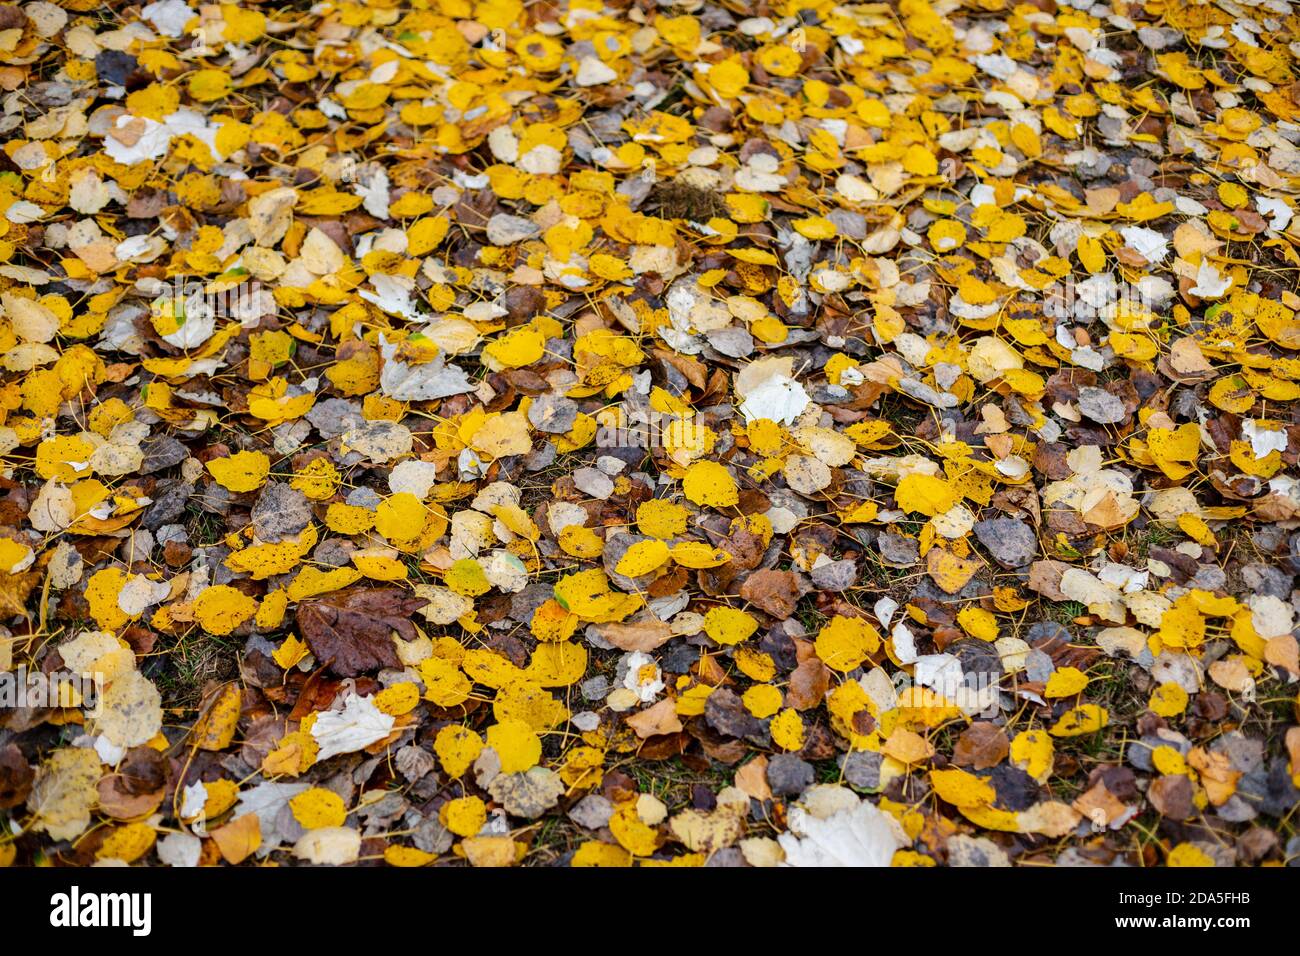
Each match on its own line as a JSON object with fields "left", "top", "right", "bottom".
{"left": 0, "top": 0, "right": 1299, "bottom": 869}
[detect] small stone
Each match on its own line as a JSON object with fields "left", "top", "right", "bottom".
{"left": 1211, "top": 731, "right": 1265, "bottom": 774}
{"left": 1236, "top": 826, "right": 1278, "bottom": 864}
{"left": 705, "top": 688, "right": 764, "bottom": 740}
{"left": 95, "top": 50, "right": 138, "bottom": 86}
{"left": 1217, "top": 795, "right": 1259, "bottom": 824}
{"left": 307, "top": 398, "right": 362, "bottom": 439}
{"left": 140, "top": 436, "right": 188, "bottom": 474}
{"left": 524, "top": 442, "right": 557, "bottom": 472}
{"left": 706, "top": 326, "right": 754, "bottom": 358}
{"left": 878, "top": 532, "right": 919, "bottom": 567}
{"left": 946, "top": 834, "right": 1011, "bottom": 867}
{"left": 252, "top": 482, "right": 312, "bottom": 543}
{"left": 703, "top": 847, "right": 748, "bottom": 867}
{"left": 568, "top": 794, "right": 614, "bottom": 829}
{"left": 580, "top": 675, "right": 609, "bottom": 701}
{"left": 811, "top": 558, "right": 857, "bottom": 591}
{"left": 485, "top": 213, "right": 538, "bottom": 245}
{"left": 1077, "top": 386, "right": 1127, "bottom": 424}
{"left": 974, "top": 518, "right": 1038, "bottom": 569}
{"left": 1237, "top": 760, "right": 1300, "bottom": 818}
{"left": 528, "top": 393, "right": 579, "bottom": 434}
{"left": 142, "top": 480, "right": 192, "bottom": 530}
{"left": 1241, "top": 562, "right": 1293, "bottom": 600}
{"left": 839, "top": 750, "right": 881, "bottom": 790}
{"left": 573, "top": 467, "right": 614, "bottom": 499}
{"left": 766, "top": 754, "right": 814, "bottom": 797}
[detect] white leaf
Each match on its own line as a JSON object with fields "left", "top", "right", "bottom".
{"left": 1188, "top": 258, "right": 1231, "bottom": 299}
{"left": 388, "top": 459, "right": 441, "bottom": 498}
{"left": 310, "top": 693, "right": 395, "bottom": 761}
{"left": 233, "top": 781, "right": 310, "bottom": 855}
{"left": 1119, "top": 225, "right": 1168, "bottom": 262}
{"left": 738, "top": 374, "right": 810, "bottom": 425}
{"left": 779, "top": 799, "right": 906, "bottom": 867}
{"left": 293, "top": 827, "right": 361, "bottom": 865}
{"left": 1242, "top": 419, "right": 1287, "bottom": 459}
{"left": 142, "top": 0, "right": 195, "bottom": 37}
{"left": 157, "top": 832, "right": 202, "bottom": 867}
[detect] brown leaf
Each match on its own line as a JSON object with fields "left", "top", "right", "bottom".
{"left": 0, "top": 743, "right": 33, "bottom": 809}
{"left": 1265, "top": 635, "right": 1299, "bottom": 676}
{"left": 733, "top": 756, "right": 771, "bottom": 802}
{"left": 0, "top": 570, "right": 40, "bottom": 618}
{"left": 704, "top": 688, "right": 763, "bottom": 740}
{"left": 739, "top": 569, "right": 806, "bottom": 620}
{"left": 625, "top": 699, "right": 683, "bottom": 738}
{"left": 952, "top": 722, "right": 1009, "bottom": 770}
{"left": 97, "top": 747, "right": 166, "bottom": 820}
{"left": 1027, "top": 560, "right": 1071, "bottom": 602}
{"left": 1147, "top": 774, "right": 1195, "bottom": 819}
{"left": 1072, "top": 781, "right": 1129, "bottom": 829}
{"left": 595, "top": 618, "right": 673, "bottom": 652}
{"left": 786, "top": 657, "right": 830, "bottom": 710}
{"left": 296, "top": 588, "right": 427, "bottom": 677}
{"left": 211, "top": 812, "right": 261, "bottom": 865}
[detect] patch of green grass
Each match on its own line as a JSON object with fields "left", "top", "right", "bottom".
{"left": 184, "top": 503, "right": 228, "bottom": 548}
{"left": 525, "top": 813, "right": 584, "bottom": 865}
{"left": 1126, "top": 522, "right": 1180, "bottom": 559}
{"left": 151, "top": 630, "right": 241, "bottom": 712}
{"left": 794, "top": 595, "right": 828, "bottom": 635}
{"left": 647, "top": 181, "right": 726, "bottom": 220}
{"left": 815, "top": 758, "right": 844, "bottom": 785}
{"left": 876, "top": 394, "right": 927, "bottom": 437}
{"left": 1090, "top": 663, "right": 1142, "bottom": 718}
{"left": 620, "top": 755, "right": 732, "bottom": 811}
{"left": 1047, "top": 600, "right": 1085, "bottom": 627}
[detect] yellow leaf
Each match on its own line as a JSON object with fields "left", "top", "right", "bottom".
{"left": 930, "top": 768, "right": 996, "bottom": 808}
{"left": 742, "top": 684, "right": 783, "bottom": 719}
{"left": 193, "top": 585, "right": 258, "bottom": 636}
{"left": 485, "top": 719, "right": 541, "bottom": 773}
{"left": 702, "top": 606, "right": 758, "bottom": 646}
{"left": 443, "top": 796, "right": 488, "bottom": 837}
{"left": 815, "top": 615, "right": 881, "bottom": 672}
{"left": 1149, "top": 682, "right": 1189, "bottom": 717}
{"left": 206, "top": 451, "right": 271, "bottom": 493}
{"left": 96, "top": 823, "right": 156, "bottom": 863}
{"left": 558, "top": 525, "right": 604, "bottom": 558}
{"left": 956, "top": 607, "right": 998, "bottom": 642}
{"left": 1168, "top": 843, "right": 1215, "bottom": 867}
{"left": 434, "top": 725, "right": 483, "bottom": 779}
{"left": 1044, "top": 666, "right": 1089, "bottom": 698}
{"left": 525, "top": 641, "right": 588, "bottom": 687}
{"left": 193, "top": 683, "right": 241, "bottom": 751}
{"left": 385, "top": 845, "right": 437, "bottom": 867}
{"left": 188, "top": 69, "right": 232, "bottom": 102}
{"left": 771, "top": 708, "right": 805, "bottom": 751}
{"left": 374, "top": 682, "right": 420, "bottom": 716}
{"left": 1010, "top": 730, "right": 1054, "bottom": 782}
{"left": 609, "top": 805, "right": 659, "bottom": 856}
{"left": 669, "top": 542, "right": 732, "bottom": 568}
{"left": 637, "top": 499, "right": 689, "bottom": 538}
{"left": 290, "top": 788, "right": 348, "bottom": 829}
{"left": 1049, "top": 704, "right": 1109, "bottom": 737}
{"left": 615, "top": 539, "right": 671, "bottom": 577}
{"left": 894, "top": 473, "right": 957, "bottom": 516}
{"left": 572, "top": 841, "right": 632, "bottom": 867}
{"left": 682, "top": 461, "right": 738, "bottom": 508}
{"left": 211, "top": 813, "right": 261, "bottom": 865}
